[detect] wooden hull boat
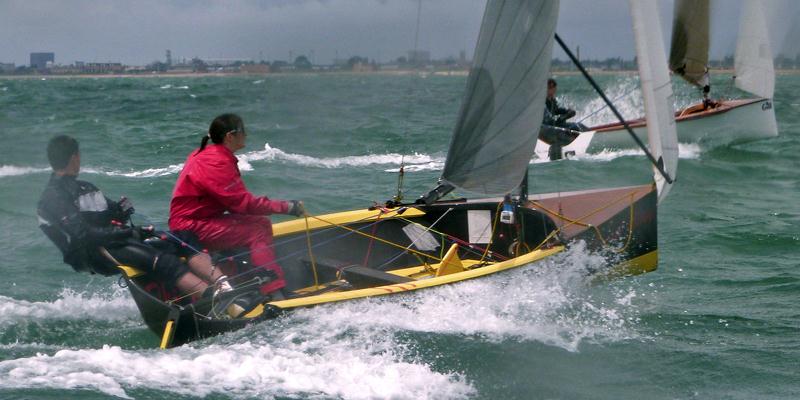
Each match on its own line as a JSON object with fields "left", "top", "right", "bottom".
{"left": 536, "top": 97, "right": 776, "bottom": 158}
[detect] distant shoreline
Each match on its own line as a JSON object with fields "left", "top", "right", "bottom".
{"left": 0, "top": 69, "right": 469, "bottom": 80}
{"left": 2, "top": 68, "right": 799, "bottom": 80}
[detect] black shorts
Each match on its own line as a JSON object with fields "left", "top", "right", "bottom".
{"left": 164, "top": 230, "right": 205, "bottom": 259}
{"left": 92, "top": 239, "right": 191, "bottom": 288}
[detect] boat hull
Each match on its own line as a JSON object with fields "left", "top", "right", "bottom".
{"left": 535, "top": 98, "right": 777, "bottom": 158}
{"left": 121, "top": 184, "right": 659, "bottom": 347}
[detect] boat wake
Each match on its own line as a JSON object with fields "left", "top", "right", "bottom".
{"left": 532, "top": 142, "right": 702, "bottom": 163}
{"left": 0, "top": 244, "right": 645, "bottom": 399}
{"left": 574, "top": 76, "right": 644, "bottom": 127}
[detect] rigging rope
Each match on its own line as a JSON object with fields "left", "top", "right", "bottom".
{"left": 530, "top": 190, "right": 638, "bottom": 253}
{"left": 307, "top": 213, "right": 442, "bottom": 262}
{"left": 304, "top": 214, "right": 320, "bottom": 289}
{"left": 132, "top": 189, "right": 639, "bottom": 304}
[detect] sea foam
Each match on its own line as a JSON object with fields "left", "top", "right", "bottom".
{"left": 0, "top": 165, "right": 49, "bottom": 177}
{"left": 239, "top": 142, "right": 442, "bottom": 170}
{"left": 0, "top": 244, "right": 642, "bottom": 399}
{"left": 0, "top": 288, "right": 137, "bottom": 326}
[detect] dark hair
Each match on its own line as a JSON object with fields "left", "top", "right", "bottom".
{"left": 547, "top": 78, "right": 557, "bottom": 88}
{"left": 200, "top": 113, "right": 245, "bottom": 151}
{"left": 47, "top": 135, "right": 79, "bottom": 169}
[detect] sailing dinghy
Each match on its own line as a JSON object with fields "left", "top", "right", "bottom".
{"left": 119, "top": 0, "right": 678, "bottom": 348}
{"left": 563, "top": 0, "right": 777, "bottom": 154}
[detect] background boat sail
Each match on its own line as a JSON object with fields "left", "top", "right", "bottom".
{"left": 577, "top": 0, "right": 778, "bottom": 153}
{"left": 117, "top": 0, "right": 677, "bottom": 348}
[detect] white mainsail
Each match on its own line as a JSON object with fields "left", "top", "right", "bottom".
{"left": 734, "top": 0, "right": 774, "bottom": 99}
{"left": 669, "top": 0, "right": 710, "bottom": 86}
{"left": 629, "top": 0, "right": 679, "bottom": 203}
{"left": 441, "top": 0, "right": 558, "bottom": 195}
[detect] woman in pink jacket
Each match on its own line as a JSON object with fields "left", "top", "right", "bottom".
{"left": 169, "top": 114, "right": 304, "bottom": 297}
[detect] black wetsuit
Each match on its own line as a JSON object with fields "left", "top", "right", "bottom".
{"left": 540, "top": 97, "right": 588, "bottom": 160}
{"left": 37, "top": 174, "right": 189, "bottom": 286}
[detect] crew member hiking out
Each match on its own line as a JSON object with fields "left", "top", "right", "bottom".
{"left": 169, "top": 113, "right": 305, "bottom": 299}
{"left": 37, "top": 135, "right": 246, "bottom": 318}
{"left": 539, "top": 78, "right": 587, "bottom": 161}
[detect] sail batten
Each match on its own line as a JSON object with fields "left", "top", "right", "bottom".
{"left": 442, "top": 0, "right": 558, "bottom": 195}
{"left": 668, "top": 0, "right": 710, "bottom": 87}
{"left": 630, "top": 0, "right": 679, "bottom": 203}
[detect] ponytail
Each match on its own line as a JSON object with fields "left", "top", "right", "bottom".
{"left": 199, "top": 135, "right": 210, "bottom": 151}
{"left": 197, "top": 113, "right": 244, "bottom": 152}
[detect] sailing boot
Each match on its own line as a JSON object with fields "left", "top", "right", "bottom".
{"left": 200, "top": 275, "right": 243, "bottom": 319}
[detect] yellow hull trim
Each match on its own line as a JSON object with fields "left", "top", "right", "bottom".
{"left": 258, "top": 246, "right": 564, "bottom": 312}
{"left": 600, "top": 250, "right": 658, "bottom": 280}
{"left": 273, "top": 207, "right": 426, "bottom": 236}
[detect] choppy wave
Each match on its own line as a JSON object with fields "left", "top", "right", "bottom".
{"left": 568, "top": 142, "right": 702, "bottom": 162}
{"left": 0, "top": 243, "right": 640, "bottom": 399}
{"left": 0, "top": 165, "right": 50, "bottom": 177}
{"left": 533, "top": 142, "right": 703, "bottom": 164}
{"left": 238, "top": 143, "right": 443, "bottom": 171}
{"left": 0, "top": 144, "right": 445, "bottom": 180}
{"left": 575, "top": 77, "right": 644, "bottom": 127}
{"left": 86, "top": 164, "right": 185, "bottom": 178}
{"left": 159, "top": 84, "right": 189, "bottom": 90}
{"left": 0, "top": 288, "right": 138, "bottom": 326}
{"left": 0, "top": 341, "right": 474, "bottom": 399}
{"left": 0, "top": 140, "right": 700, "bottom": 180}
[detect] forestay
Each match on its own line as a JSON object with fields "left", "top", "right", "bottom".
{"left": 668, "top": 0, "right": 710, "bottom": 86}
{"left": 441, "top": 0, "right": 558, "bottom": 195}
{"left": 629, "top": 0, "right": 678, "bottom": 203}
{"left": 735, "top": 0, "right": 774, "bottom": 99}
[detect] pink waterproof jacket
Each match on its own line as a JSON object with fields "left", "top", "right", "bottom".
{"left": 169, "top": 144, "right": 288, "bottom": 230}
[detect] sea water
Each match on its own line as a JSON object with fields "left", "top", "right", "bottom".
{"left": 0, "top": 73, "right": 798, "bottom": 399}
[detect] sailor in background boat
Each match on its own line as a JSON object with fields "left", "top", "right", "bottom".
{"left": 169, "top": 114, "right": 305, "bottom": 300}
{"left": 36, "top": 136, "right": 244, "bottom": 317}
{"left": 539, "top": 78, "right": 587, "bottom": 160}
{"left": 701, "top": 82, "right": 718, "bottom": 110}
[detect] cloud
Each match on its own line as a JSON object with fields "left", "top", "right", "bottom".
{"left": 2, "top": 0, "right": 798, "bottom": 67}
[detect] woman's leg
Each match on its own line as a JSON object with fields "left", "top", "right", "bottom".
{"left": 189, "top": 215, "right": 286, "bottom": 294}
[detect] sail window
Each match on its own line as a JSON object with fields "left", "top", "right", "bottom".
{"left": 402, "top": 223, "right": 440, "bottom": 251}
{"left": 467, "top": 210, "right": 492, "bottom": 244}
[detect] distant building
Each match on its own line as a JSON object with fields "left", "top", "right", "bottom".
{"left": 0, "top": 62, "right": 14, "bottom": 73}
{"left": 74, "top": 61, "right": 124, "bottom": 73}
{"left": 30, "top": 52, "right": 54, "bottom": 70}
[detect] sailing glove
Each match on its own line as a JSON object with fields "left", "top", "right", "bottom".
{"left": 287, "top": 200, "right": 305, "bottom": 217}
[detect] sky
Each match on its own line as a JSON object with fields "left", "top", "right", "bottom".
{"left": 1, "top": 0, "right": 799, "bottom": 67}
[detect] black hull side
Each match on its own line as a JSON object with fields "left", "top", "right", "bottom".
{"left": 124, "top": 276, "right": 259, "bottom": 347}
